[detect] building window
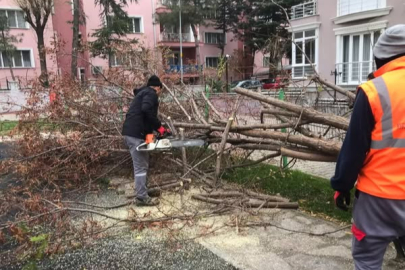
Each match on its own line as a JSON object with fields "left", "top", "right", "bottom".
{"left": 0, "top": 10, "right": 27, "bottom": 29}
{"left": 128, "top": 17, "right": 142, "bottom": 33}
{"left": 338, "top": 0, "right": 385, "bottom": 17}
{"left": 206, "top": 57, "right": 219, "bottom": 68}
{"left": 337, "top": 30, "right": 381, "bottom": 85}
{"left": 205, "top": 32, "right": 225, "bottom": 44}
{"left": 292, "top": 29, "right": 317, "bottom": 78}
{"left": 109, "top": 53, "right": 123, "bottom": 67}
{"left": 0, "top": 50, "right": 32, "bottom": 68}
{"left": 263, "top": 56, "right": 270, "bottom": 67}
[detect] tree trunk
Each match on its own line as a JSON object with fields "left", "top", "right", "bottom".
{"left": 71, "top": 0, "right": 80, "bottom": 79}
{"left": 190, "top": 24, "right": 202, "bottom": 79}
{"left": 1, "top": 30, "right": 16, "bottom": 81}
{"left": 37, "top": 29, "right": 48, "bottom": 83}
{"left": 235, "top": 87, "right": 350, "bottom": 130}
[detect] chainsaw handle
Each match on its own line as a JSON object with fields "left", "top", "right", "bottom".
{"left": 136, "top": 142, "right": 149, "bottom": 152}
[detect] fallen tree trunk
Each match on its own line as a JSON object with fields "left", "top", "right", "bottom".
{"left": 235, "top": 87, "right": 349, "bottom": 130}
{"left": 191, "top": 194, "right": 298, "bottom": 209}
{"left": 173, "top": 122, "right": 307, "bottom": 131}
{"left": 239, "top": 130, "right": 341, "bottom": 155}
{"left": 280, "top": 147, "right": 337, "bottom": 162}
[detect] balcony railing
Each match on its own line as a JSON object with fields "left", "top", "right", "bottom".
{"left": 291, "top": 1, "right": 317, "bottom": 19}
{"left": 160, "top": 33, "right": 193, "bottom": 42}
{"left": 165, "top": 65, "right": 203, "bottom": 74}
{"left": 335, "top": 61, "right": 376, "bottom": 85}
{"left": 338, "top": 0, "right": 384, "bottom": 17}
{"left": 292, "top": 64, "right": 316, "bottom": 79}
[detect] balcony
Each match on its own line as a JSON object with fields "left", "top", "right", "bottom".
{"left": 165, "top": 65, "right": 203, "bottom": 74}
{"left": 291, "top": 1, "right": 317, "bottom": 20}
{"left": 335, "top": 61, "right": 376, "bottom": 85}
{"left": 160, "top": 33, "right": 193, "bottom": 43}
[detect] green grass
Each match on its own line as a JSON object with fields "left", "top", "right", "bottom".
{"left": 223, "top": 163, "right": 353, "bottom": 223}
{"left": 0, "top": 120, "right": 67, "bottom": 136}
{"left": 0, "top": 120, "right": 18, "bottom": 135}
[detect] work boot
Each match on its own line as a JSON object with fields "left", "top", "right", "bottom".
{"left": 147, "top": 189, "right": 162, "bottom": 198}
{"left": 135, "top": 197, "right": 159, "bottom": 206}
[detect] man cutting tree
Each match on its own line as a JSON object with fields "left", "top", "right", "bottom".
{"left": 122, "top": 75, "right": 171, "bottom": 206}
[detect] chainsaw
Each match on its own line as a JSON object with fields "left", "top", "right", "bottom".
{"left": 136, "top": 134, "right": 205, "bottom": 152}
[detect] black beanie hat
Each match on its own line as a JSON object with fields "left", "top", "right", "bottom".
{"left": 147, "top": 75, "right": 162, "bottom": 88}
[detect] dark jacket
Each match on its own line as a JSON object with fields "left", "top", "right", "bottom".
{"left": 122, "top": 86, "right": 161, "bottom": 139}
{"left": 330, "top": 89, "right": 375, "bottom": 192}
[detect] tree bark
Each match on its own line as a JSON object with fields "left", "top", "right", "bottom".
{"left": 1, "top": 30, "right": 16, "bottom": 81}
{"left": 280, "top": 147, "right": 337, "bottom": 162}
{"left": 312, "top": 75, "right": 356, "bottom": 101}
{"left": 235, "top": 87, "right": 350, "bottom": 130}
{"left": 71, "top": 0, "right": 80, "bottom": 79}
{"left": 190, "top": 24, "right": 202, "bottom": 80}
{"left": 215, "top": 117, "right": 234, "bottom": 184}
{"left": 239, "top": 129, "right": 341, "bottom": 155}
{"left": 36, "top": 29, "right": 48, "bottom": 83}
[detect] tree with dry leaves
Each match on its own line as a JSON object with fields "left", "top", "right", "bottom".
{"left": 15, "top": 0, "right": 53, "bottom": 83}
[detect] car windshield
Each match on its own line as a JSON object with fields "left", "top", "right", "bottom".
{"left": 230, "top": 81, "right": 241, "bottom": 88}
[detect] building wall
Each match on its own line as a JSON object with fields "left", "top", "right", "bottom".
{"left": 82, "top": 0, "right": 158, "bottom": 70}
{"left": 290, "top": 0, "right": 405, "bottom": 87}
{"left": 52, "top": 0, "right": 91, "bottom": 78}
{"left": 0, "top": 0, "right": 57, "bottom": 86}
{"left": 253, "top": 51, "right": 290, "bottom": 77}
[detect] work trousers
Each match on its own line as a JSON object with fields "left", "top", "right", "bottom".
{"left": 124, "top": 136, "right": 149, "bottom": 200}
{"left": 352, "top": 191, "right": 405, "bottom": 270}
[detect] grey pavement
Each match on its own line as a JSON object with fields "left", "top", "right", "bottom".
{"left": 198, "top": 209, "right": 402, "bottom": 270}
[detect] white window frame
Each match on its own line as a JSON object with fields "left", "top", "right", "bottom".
{"left": 291, "top": 28, "right": 319, "bottom": 79}
{"left": 205, "top": 56, "right": 219, "bottom": 68}
{"left": 335, "top": 30, "right": 382, "bottom": 85}
{"left": 0, "top": 8, "right": 29, "bottom": 29}
{"left": 204, "top": 32, "right": 226, "bottom": 45}
{"left": 337, "top": 0, "right": 386, "bottom": 17}
{"left": 127, "top": 16, "right": 144, "bottom": 34}
{"left": 0, "top": 48, "right": 35, "bottom": 68}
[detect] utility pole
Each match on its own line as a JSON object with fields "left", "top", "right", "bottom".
{"left": 179, "top": 0, "right": 183, "bottom": 84}
{"left": 225, "top": 54, "right": 230, "bottom": 92}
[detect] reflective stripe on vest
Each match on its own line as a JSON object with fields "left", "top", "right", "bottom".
{"left": 371, "top": 77, "right": 405, "bottom": 149}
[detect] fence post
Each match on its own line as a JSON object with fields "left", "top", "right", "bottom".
{"left": 204, "top": 84, "right": 210, "bottom": 120}
{"left": 278, "top": 89, "right": 288, "bottom": 168}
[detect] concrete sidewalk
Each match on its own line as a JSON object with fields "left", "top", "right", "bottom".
{"left": 198, "top": 209, "right": 402, "bottom": 270}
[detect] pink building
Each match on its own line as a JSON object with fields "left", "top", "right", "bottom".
{"left": 0, "top": 0, "right": 57, "bottom": 89}
{"left": 51, "top": 0, "right": 246, "bottom": 83}
{"left": 289, "top": 0, "right": 403, "bottom": 90}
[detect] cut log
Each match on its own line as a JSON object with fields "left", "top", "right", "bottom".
{"left": 280, "top": 147, "right": 337, "bottom": 162}
{"left": 239, "top": 130, "right": 341, "bottom": 155}
{"left": 244, "top": 190, "right": 290, "bottom": 202}
{"left": 235, "top": 87, "right": 349, "bottom": 130}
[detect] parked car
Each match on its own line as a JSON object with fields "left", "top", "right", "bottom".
{"left": 230, "top": 80, "right": 262, "bottom": 91}
{"left": 261, "top": 77, "right": 289, "bottom": 90}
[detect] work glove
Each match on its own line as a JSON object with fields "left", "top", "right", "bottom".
{"left": 157, "top": 126, "right": 172, "bottom": 138}
{"left": 334, "top": 191, "right": 351, "bottom": 211}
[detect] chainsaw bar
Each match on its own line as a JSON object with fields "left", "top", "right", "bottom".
{"left": 169, "top": 139, "right": 205, "bottom": 148}
{"left": 136, "top": 139, "right": 205, "bottom": 152}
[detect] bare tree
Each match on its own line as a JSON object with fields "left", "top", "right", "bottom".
{"left": 71, "top": 0, "right": 80, "bottom": 79}
{"left": 16, "top": 0, "right": 53, "bottom": 83}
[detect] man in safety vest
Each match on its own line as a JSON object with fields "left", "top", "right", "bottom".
{"left": 331, "top": 24, "right": 405, "bottom": 269}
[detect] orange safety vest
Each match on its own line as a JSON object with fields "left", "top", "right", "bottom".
{"left": 357, "top": 56, "right": 405, "bottom": 199}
